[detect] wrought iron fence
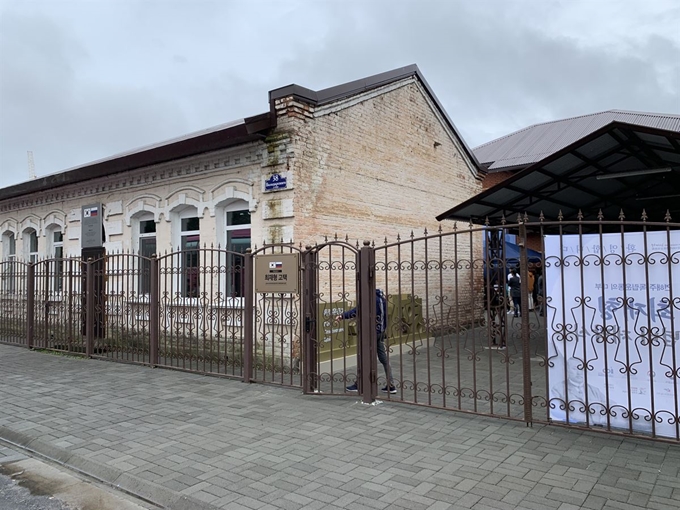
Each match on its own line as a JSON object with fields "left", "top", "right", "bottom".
{"left": 530, "top": 213, "right": 679, "bottom": 441}
{"left": 0, "top": 260, "right": 29, "bottom": 346}
{"left": 33, "top": 257, "right": 85, "bottom": 353}
{"left": 1, "top": 212, "right": 678, "bottom": 442}
{"left": 371, "top": 224, "right": 526, "bottom": 419}
{"left": 303, "top": 239, "right": 360, "bottom": 395}
{"left": 250, "top": 244, "right": 303, "bottom": 387}
{"left": 156, "top": 247, "right": 246, "bottom": 377}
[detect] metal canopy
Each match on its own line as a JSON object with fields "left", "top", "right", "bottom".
{"left": 437, "top": 121, "right": 680, "bottom": 228}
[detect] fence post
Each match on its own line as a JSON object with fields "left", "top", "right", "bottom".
{"left": 302, "top": 247, "right": 318, "bottom": 393}
{"left": 85, "top": 258, "right": 94, "bottom": 357}
{"left": 242, "top": 249, "right": 254, "bottom": 383}
{"left": 149, "top": 254, "right": 159, "bottom": 367}
{"left": 358, "top": 241, "right": 377, "bottom": 404}
{"left": 518, "top": 222, "right": 533, "bottom": 424}
{"left": 26, "top": 263, "right": 35, "bottom": 349}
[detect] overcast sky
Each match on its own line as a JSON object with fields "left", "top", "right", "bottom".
{"left": 0, "top": 0, "right": 678, "bottom": 189}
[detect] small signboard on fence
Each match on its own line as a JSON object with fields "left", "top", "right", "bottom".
{"left": 255, "top": 253, "right": 300, "bottom": 293}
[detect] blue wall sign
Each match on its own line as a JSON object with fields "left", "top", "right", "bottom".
{"left": 265, "top": 173, "right": 287, "bottom": 191}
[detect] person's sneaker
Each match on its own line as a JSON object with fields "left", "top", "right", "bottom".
{"left": 382, "top": 385, "right": 397, "bottom": 394}
{"left": 346, "top": 383, "right": 358, "bottom": 392}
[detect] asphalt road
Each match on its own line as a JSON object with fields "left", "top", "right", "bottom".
{"left": 0, "top": 470, "right": 72, "bottom": 510}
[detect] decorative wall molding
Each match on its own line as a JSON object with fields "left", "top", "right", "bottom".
{"left": 0, "top": 140, "right": 275, "bottom": 214}
{"left": 19, "top": 214, "right": 42, "bottom": 237}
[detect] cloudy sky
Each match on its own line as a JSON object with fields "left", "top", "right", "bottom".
{"left": 0, "top": 0, "right": 678, "bottom": 189}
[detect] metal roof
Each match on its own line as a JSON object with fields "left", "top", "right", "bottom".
{"left": 474, "top": 110, "right": 680, "bottom": 172}
{"left": 437, "top": 121, "right": 680, "bottom": 231}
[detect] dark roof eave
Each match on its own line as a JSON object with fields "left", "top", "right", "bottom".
{"left": 0, "top": 112, "right": 275, "bottom": 202}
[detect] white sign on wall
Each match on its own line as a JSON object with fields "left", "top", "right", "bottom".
{"left": 545, "top": 230, "right": 680, "bottom": 438}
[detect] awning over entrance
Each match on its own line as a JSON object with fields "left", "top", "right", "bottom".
{"left": 437, "top": 121, "right": 680, "bottom": 227}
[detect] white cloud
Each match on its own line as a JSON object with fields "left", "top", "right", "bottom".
{"left": 0, "top": 0, "right": 678, "bottom": 188}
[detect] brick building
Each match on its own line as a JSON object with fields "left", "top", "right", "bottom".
{"left": 0, "top": 65, "right": 482, "bottom": 265}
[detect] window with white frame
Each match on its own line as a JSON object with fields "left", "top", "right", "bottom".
{"left": 138, "top": 218, "right": 156, "bottom": 295}
{"left": 1, "top": 232, "right": 16, "bottom": 293}
{"left": 52, "top": 230, "right": 64, "bottom": 292}
{"left": 24, "top": 229, "right": 38, "bottom": 263}
{"left": 3, "top": 232, "right": 16, "bottom": 261}
{"left": 181, "top": 216, "right": 200, "bottom": 298}
{"left": 225, "top": 208, "right": 251, "bottom": 297}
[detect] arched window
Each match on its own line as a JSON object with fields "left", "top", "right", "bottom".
{"left": 171, "top": 206, "right": 200, "bottom": 298}
{"left": 1, "top": 231, "right": 17, "bottom": 293}
{"left": 2, "top": 231, "right": 16, "bottom": 262}
{"left": 132, "top": 212, "right": 157, "bottom": 295}
{"left": 23, "top": 229, "right": 38, "bottom": 263}
{"left": 45, "top": 225, "right": 64, "bottom": 292}
{"left": 224, "top": 203, "right": 250, "bottom": 297}
{"left": 181, "top": 216, "right": 200, "bottom": 298}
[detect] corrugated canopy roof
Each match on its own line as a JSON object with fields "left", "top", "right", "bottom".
{"left": 474, "top": 110, "right": 680, "bottom": 172}
{"left": 437, "top": 121, "right": 680, "bottom": 231}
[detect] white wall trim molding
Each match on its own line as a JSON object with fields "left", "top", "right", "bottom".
{"left": 125, "top": 195, "right": 163, "bottom": 226}
{"left": 0, "top": 140, "right": 270, "bottom": 214}
{"left": 209, "top": 178, "right": 257, "bottom": 216}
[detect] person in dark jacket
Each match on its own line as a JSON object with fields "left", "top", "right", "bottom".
{"left": 507, "top": 269, "right": 522, "bottom": 318}
{"left": 335, "top": 289, "right": 396, "bottom": 394}
{"left": 536, "top": 271, "right": 545, "bottom": 316}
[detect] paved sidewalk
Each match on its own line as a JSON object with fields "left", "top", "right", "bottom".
{"left": 0, "top": 344, "right": 678, "bottom": 510}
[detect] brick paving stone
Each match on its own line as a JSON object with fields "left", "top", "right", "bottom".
{"left": 546, "top": 486, "right": 589, "bottom": 506}
{"left": 582, "top": 494, "right": 608, "bottom": 510}
{"left": 602, "top": 501, "right": 650, "bottom": 510}
{"left": 471, "top": 499, "right": 517, "bottom": 510}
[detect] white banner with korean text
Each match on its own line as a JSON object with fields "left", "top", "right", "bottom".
{"left": 545, "top": 230, "right": 680, "bottom": 438}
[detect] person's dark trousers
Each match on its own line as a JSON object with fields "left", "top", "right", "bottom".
{"left": 512, "top": 297, "right": 521, "bottom": 317}
{"left": 376, "top": 331, "right": 394, "bottom": 385}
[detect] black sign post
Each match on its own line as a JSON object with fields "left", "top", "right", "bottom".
{"left": 81, "top": 204, "right": 106, "bottom": 340}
